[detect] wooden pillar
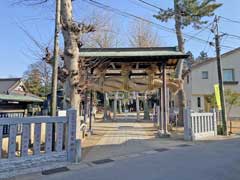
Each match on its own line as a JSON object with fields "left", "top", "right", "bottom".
{"left": 161, "top": 63, "right": 170, "bottom": 137}
{"left": 163, "top": 63, "right": 167, "bottom": 134}
{"left": 136, "top": 92, "right": 140, "bottom": 121}
{"left": 157, "top": 89, "right": 160, "bottom": 128}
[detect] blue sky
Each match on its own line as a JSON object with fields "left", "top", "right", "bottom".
{"left": 0, "top": 0, "right": 240, "bottom": 78}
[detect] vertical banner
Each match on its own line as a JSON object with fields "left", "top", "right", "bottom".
{"left": 214, "top": 84, "right": 222, "bottom": 110}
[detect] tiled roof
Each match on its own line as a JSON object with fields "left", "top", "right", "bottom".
{"left": 191, "top": 47, "right": 240, "bottom": 69}
{"left": 0, "top": 78, "right": 21, "bottom": 93}
{"left": 0, "top": 93, "right": 43, "bottom": 103}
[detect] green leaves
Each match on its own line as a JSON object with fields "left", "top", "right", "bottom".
{"left": 225, "top": 89, "right": 240, "bottom": 107}
{"left": 154, "top": 0, "right": 222, "bottom": 29}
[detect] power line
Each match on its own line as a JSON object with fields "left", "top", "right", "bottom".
{"left": 135, "top": 0, "right": 164, "bottom": 11}
{"left": 224, "top": 33, "right": 240, "bottom": 40}
{"left": 219, "top": 16, "right": 240, "bottom": 24}
{"left": 185, "top": 23, "right": 213, "bottom": 42}
{"left": 82, "top": 0, "right": 235, "bottom": 50}
{"left": 127, "top": 0, "right": 157, "bottom": 13}
{"left": 131, "top": 0, "right": 237, "bottom": 48}
{"left": 203, "top": 31, "right": 213, "bottom": 52}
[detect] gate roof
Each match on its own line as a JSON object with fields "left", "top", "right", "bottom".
{"left": 80, "top": 47, "right": 188, "bottom": 69}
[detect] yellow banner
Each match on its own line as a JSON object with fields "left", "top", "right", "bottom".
{"left": 214, "top": 84, "right": 222, "bottom": 110}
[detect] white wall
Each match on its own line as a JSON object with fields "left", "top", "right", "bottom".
{"left": 191, "top": 95, "right": 205, "bottom": 112}
{"left": 184, "top": 49, "right": 240, "bottom": 117}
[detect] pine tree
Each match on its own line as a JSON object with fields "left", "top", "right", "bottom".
{"left": 197, "top": 51, "right": 208, "bottom": 61}
{"left": 154, "top": 0, "right": 222, "bottom": 123}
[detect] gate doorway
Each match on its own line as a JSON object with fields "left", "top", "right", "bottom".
{"left": 78, "top": 47, "right": 188, "bottom": 160}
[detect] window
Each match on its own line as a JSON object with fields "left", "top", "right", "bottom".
{"left": 187, "top": 75, "right": 189, "bottom": 84}
{"left": 202, "top": 71, "right": 208, "bottom": 79}
{"left": 197, "top": 97, "right": 201, "bottom": 108}
{"left": 223, "top": 69, "right": 234, "bottom": 81}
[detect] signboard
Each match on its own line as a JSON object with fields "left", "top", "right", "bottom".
{"left": 214, "top": 84, "right": 222, "bottom": 110}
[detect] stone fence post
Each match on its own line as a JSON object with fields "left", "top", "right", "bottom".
{"left": 184, "top": 107, "right": 192, "bottom": 141}
{"left": 67, "top": 108, "right": 77, "bottom": 162}
{"left": 212, "top": 109, "right": 217, "bottom": 136}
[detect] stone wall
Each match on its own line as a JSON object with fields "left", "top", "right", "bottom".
{"left": 0, "top": 152, "right": 68, "bottom": 179}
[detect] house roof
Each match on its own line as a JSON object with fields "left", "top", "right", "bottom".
{"left": 0, "top": 78, "right": 43, "bottom": 103}
{"left": 0, "top": 78, "right": 21, "bottom": 93}
{"left": 0, "top": 93, "right": 43, "bottom": 103}
{"left": 191, "top": 47, "right": 240, "bottom": 70}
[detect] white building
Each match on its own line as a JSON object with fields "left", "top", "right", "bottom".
{"left": 184, "top": 47, "right": 240, "bottom": 118}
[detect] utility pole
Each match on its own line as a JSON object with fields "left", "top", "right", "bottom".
{"left": 51, "top": 0, "right": 61, "bottom": 116}
{"left": 51, "top": 0, "right": 61, "bottom": 150}
{"left": 213, "top": 16, "right": 227, "bottom": 135}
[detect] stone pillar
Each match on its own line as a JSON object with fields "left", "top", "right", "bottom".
{"left": 184, "top": 107, "right": 191, "bottom": 141}
{"left": 83, "top": 91, "right": 88, "bottom": 124}
{"left": 119, "top": 99, "right": 122, "bottom": 114}
{"left": 144, "top": 93, "right": 150, "bottom": 120}
{"left": 167, "top": 87, "right": 170, "bottom": 126}
{"left": 159, "top": 88, "right": 164, "bottom": 133}
{"left": 67, "top": 109, "right": 77, "bottom": 162}
{"left": 88, "top": 90, "right": 93, "bottom": 133}
{"left": 104, "top": 93, "right": 109, "bottom": 121}
{"left": 152, "top": 103, "right": 156, "bottom": 122}
{"left": 136, "top": 92, "right": 140, "bottom": 121}
{"left": 113, "top": 92, "right": 118, "bottom": 121}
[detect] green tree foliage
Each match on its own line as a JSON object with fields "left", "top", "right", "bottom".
{"left": 23, "top": 67, "right": 42, "bottom": 96}
{"left": 154, "top": 0, "right": 221, "bottom": 123}
{"left": 184, "top": 51, "right": 195, "bottom": 69}
{"left": 206, "top": 89, "right": 240, "bottom": 116}
{"left": 205, "top": 93, "right": 216, "bottom": 108}
{"left": 197, "top": 51, "right": 208, "bottom": 61}
{"left": 225, "top": 89, "right": 240, "bottom": 117}
{"left": 23, "top": 61, "right": 52, "bottom": 97}
{"left": 154, "top": 0, "right": 221, "bottom": 72}
{"left": 154, "top": 0, "right": 222, "bottom": 29}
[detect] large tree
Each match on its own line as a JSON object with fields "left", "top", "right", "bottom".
{"left": 154, "top": 0, "right": 222, "bottom": 123}
{"left": 81, "top": 12, "right": 120, "bottom": 48}
{"left": 196, "top": 51, "right": 208, "bottom": 61}
{"left": 129, "top": 21, "right": 161, "bottom": 47}
{"left": 17, "top": 0, "right": 94, "bottom": 139}
{"left": 59, "top": 0, "right": 94, "bottom": 139}
{"left": 128, "top": 21, "right": 161, "bottom": 120}
{"left": 23, "top": 60, "right": 52, "bottom": 97}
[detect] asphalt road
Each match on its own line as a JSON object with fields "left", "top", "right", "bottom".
{"left": 17, "top": 138, "right": 240, "bottom": 180}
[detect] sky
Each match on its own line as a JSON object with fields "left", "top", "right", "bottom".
{"left": 0, "top": 0, "right": 240, "bottom": 78}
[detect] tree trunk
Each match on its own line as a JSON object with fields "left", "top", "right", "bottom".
{"left": 174, "top": 0, "right": 186, "bottom": 125}
{"left": 61, "top": 0, "right": 81, "bottom": 139}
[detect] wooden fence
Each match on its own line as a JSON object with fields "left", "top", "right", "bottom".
{"left": 184, "top": 108, "right": 217, "bottom": 140}
{"left": 0, "top": 109, "right": 77, "bottom": 177}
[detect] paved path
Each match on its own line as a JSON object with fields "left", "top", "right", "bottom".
{"left": 82, "top": 117, "right": 188, "bottom": 162}
{"left": 16, "top": 138, "right": 240, "bottom": 180}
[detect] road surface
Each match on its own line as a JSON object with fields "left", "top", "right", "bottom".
{"left": 17, "top": 138, "right": 240, "bottom": 180}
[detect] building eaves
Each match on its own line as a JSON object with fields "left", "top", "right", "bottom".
{"left": 191, "top": 47, "right": 240, "bottom": 70}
